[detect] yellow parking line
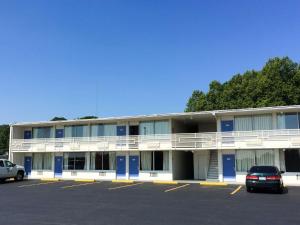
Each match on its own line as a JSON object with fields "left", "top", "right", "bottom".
{"left": 230, "top": 185, "right": 243, "bottom": 195}
{"left": 18, "top": 181, "right": 60, "bottom": 188}
{"left": 199, "top": 181, "right": 228, "bottom": 186}
{"left": 74, "top": 179, "right": 95, "bottom": 183}
{"left": 153, "top": 181, "right": 178, "bottom": 185}
{"left": 61, "top": 182, "right": 101, "bottom": 189}
{"left": 112, "top": 180, "right": 134, "bottom": 183}
{"left": 164, "top": 184, "right": 190, "bottom": 193}
{"left": 108, "top": 182, "right": 143, "bottom": 190}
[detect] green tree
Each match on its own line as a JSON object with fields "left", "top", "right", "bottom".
{"left": 51, "top": 117, "right": 67, "bottom": 121}
{"left": 0, "top": 125, "right": 10, "bottom": 154}
{"left": 79, "top": 116, "right": 98, "bottom": 120}
{"left": 185, "top": 57, "right": 300, "bottom": 112}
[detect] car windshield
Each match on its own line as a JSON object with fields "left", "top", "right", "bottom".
{"left": 250, "top": 166, "right": 278, "bottom": 173}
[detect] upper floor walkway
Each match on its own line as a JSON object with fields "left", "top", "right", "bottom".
{"left": 10, "top": 129, "right": 300, "bottom": 152}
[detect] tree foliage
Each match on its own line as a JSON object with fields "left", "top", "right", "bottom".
{"left": 185, "top": 57, "right": 300, "bottom": 112}
{"left": 78, "top": 116, "right": 98, "bottom": 120}
{"left": 0, "top": 125, "right": 10, "bottom": 154}
{"left": 51, "top": 117, "right": 67, "bottom": 121}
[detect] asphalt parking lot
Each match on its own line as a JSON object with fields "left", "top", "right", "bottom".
{"left": 0, "top": 180, "right": 300, "bottom": 225}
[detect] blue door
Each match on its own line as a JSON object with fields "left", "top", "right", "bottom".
{"left": 116, "top": 156, "right": 126, "bottom": 178}
{"left": 117, "top": 126, "right": 126, "bottom": 136}
{"left": 223, "top": 154, "right": 236, "bottom": 180}
{"left": 24, "top": 156, "right": 32, "bottom": 175}
{"left": 221, "top": 120, "right": 234, "bottom": 144}
{"left": 221, "top": 120, "right": 234, "bottom": 132}
{"left": 117, "top": 126, "right": 126, "bottom": 146}
{"left": 24, "top": 131, "right": 32, "bottom": 139}
{"left": 55, "top": 129, "right": 64, "bottom": 138}
{"left": 129, "top": 156, "right": 139, "bottom": 178}
{"left": 54, "top": 156, "right": 63, "bottom": 177}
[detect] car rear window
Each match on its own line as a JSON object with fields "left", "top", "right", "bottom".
{"left": 250, "top": 166, "right": 278, "bottom": 173}
{"left": 0, "top": 161, "right": 4, "bottom": 167}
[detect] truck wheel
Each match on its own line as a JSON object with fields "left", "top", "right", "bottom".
{"left": 15, "top": 171, "right": 24, "bottom": 181}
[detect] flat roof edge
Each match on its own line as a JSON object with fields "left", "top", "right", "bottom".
{"left": 11, "top": 105, "right": 300, "bottom": 127}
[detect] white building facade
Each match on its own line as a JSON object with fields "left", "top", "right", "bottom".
{"left": 9, "top": 105, "right": 300, "bottom": 185}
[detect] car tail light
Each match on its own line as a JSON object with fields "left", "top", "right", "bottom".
{"left": 266, "top": 175, "right": 281, "bottom": 180}
{"left": 246, "top": 175, "right": 259, "bottom": 180}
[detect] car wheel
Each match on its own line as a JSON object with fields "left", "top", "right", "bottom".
{"left": 15, "top": 171, "right": 24, "bottom": 181}
{"left": 277, "top": 187, "right": 284, "bottom": 194}
{"left": 246, "top": 187, "right": 252, "bottom": 193}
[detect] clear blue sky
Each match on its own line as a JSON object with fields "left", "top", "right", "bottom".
{"left": 1, "top": 0, "right": 300, "bottom": 124}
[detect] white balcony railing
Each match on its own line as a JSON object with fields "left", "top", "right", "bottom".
{"left": 10, "top": 129, "right": 300, "bottom": 152}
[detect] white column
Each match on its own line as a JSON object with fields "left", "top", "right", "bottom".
{"left": 126, "top": 151, "right": 129, "bottom": 180}
{"left": 9, "top": 125, "right": 13, "bottom": 162}
{"left": 274, "top": 149, "right": 280, "bottom": 168}
{"left": 86, "top": 152, "right": 90, "bottom": 170}
{"left": 218, "top": 150, "right": 223, "bottom": 182}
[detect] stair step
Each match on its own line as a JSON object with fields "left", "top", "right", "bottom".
{"left": 207, "top": 150, "right": 219, "bottom": 179}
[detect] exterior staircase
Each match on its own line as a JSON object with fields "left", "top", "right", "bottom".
{"left": 207, "top": 150, "right": 219, "bottom": 180}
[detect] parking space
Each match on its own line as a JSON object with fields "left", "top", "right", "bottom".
{"left": 0, "top": 180, "right": 300, "bottom": 225}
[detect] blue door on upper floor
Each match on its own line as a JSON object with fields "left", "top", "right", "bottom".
{"left": 221, "top": 120, "right": 234, "bottom": 144}
{"left": 117, "top": 126, "right": 126, "bottom": 136}
{"left": 54, "top": 156, "right": 63, "bottom": 177}
{"left": 24, "top": 131, "right": 32, "bottom": 139}
{"left": 117, "top": 126, "right": 126, "bottom": 146}
{"left": 55, "top": 129, "right": 64, "bottom": 138}
{"left": 222, "top": 154, "right": 236, "bottom": 181}
{"left": 221, "top": 120, "right": 234, "bottom": 132}
{"left": 116, "top": 156, "right": 126, "bottom": 178}
{"left": 24, "top": 156, "right": 32, "bottom": 175}
{"left": 129, "top": 155, "right": 139, "bottom": 178}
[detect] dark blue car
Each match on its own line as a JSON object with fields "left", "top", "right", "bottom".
{"left": 246, "top": 166, "right": 284, "bottom": 193}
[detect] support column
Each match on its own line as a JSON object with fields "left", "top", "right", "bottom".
{"left": 218, "top": 150, "right": 223, "bottom": 182}
{"left": 9, "top": 125, "right": 13, "bottom": 161}
{"left": 274, "top": 149, "right": 280, "bottom": 169}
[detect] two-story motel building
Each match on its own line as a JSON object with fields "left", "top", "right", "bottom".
{"left": 8, "top": 105, "right": 300, "bottom": 185}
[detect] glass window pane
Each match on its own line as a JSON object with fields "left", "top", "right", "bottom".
{"left": 139, "top": 122, "right": 155, "bottom": 135}
{"left": 253, "top": 114, "right": 272, "bottom": 130}
{"left": 163, "top": 151, "right": 169, "bottom": 171}
{"left": 255, "top": 150, "right": 274, "bottom": 166}
{"left": 236, "top": 150, "right": 255, "bottom": 172}
{"left": 109, "top": 152, "right": 116, "bottom": 170}
{"left": 284, "top": 149, "right": 300, "bottom": 172}
{"left": 140, "top": 151, "right": 152, "bottom": 170}
{"left": 103, "top": 124, "right": 116, "bottom": 136}
{"left": 103, "top": 152, "right": 109, "bottom": 170}
{"left": 154, "top": 121, "right": 170, "bottom": 134}
{"left": 95, "top": 152, "right": 103, "bottom": 170}
{"left": 33, "top": 153, "right": 43, "bottom": 170}
{"left": 234, "top": 116, "right": 252, "bottom": 131}
{"left": 154, "top": 151, "right": 164, "bottom": 170}
{"left": 277, "top": 114, "right": 285, "bottom": 129}
{"left": 43, "top": 153, "right": 52, "bottom": 170}
{"left": 33, "top": 127, "right": 53, "bottom": 139}
{"left": 285, "top": 113, "right": 298, "bottom": 129}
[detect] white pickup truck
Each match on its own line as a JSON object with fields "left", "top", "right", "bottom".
{"left": 0, "top": 159, "right": 25, "bottom": 182}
